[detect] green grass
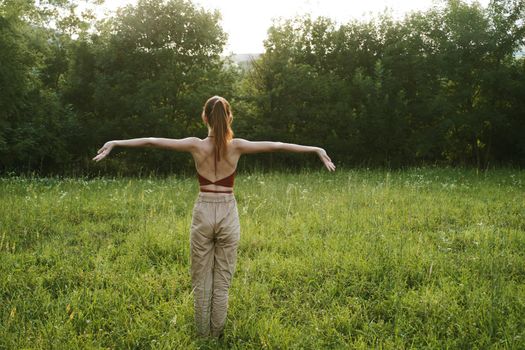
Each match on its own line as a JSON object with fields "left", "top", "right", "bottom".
{"left": 1, "top": 167, "right": 524, "bottom": 349}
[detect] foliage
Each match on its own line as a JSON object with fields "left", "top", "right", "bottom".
{"left": 240, "top": 0, "right": 525, "bottom": 168}
{"left": 0, "top": 0, "right": 524, "bottom": 175}
{"left": 0, "top": 0, "right": 237, "bottom": 175}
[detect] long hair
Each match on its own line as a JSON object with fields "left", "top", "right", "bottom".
{"left": 203, "top": 96, "right": 234, "bottom": 163}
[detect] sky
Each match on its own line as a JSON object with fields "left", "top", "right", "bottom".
{"left": 92, "top": 0, "right": 490, "bottom": 54}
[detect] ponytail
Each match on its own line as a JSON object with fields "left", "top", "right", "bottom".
{"left": 204, "top": 96, "right": 234, "bottom": 163}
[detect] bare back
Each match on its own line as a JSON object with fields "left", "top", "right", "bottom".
{"left": 191, "top": 137, "right": 241, "bottom": 192}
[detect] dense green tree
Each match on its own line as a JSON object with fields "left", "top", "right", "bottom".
{"left": 0, "top": 0, "right": 99, "bottom": 173}
{"left": 1, "top": 0, "right": 524, "bottom": 175}
{"left": 238, "top": 0, "right": 525, "bottom": 168}
{"left": 0, "top": 0, "right": 236, "bottom": 175}
{"left": 62, "top": 0, "right": 236, "bottom": 175}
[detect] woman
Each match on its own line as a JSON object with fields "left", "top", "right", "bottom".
{"left": 92, "top": 95, "right": 336, "bottom": 338}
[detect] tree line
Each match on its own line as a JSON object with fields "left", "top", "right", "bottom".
{"left": 1, "top": 0, "right": 524, "bottom": 176}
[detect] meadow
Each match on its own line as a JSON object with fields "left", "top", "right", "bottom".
{"left": 1, "top": 167, "right": 524, "bottom": 349}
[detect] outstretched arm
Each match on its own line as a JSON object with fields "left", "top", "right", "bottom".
{"left": 233, "top": 138, "right": 336, "bottom": 171}
{"left": 92, "top": 137, "right": 199, "bottom": 162}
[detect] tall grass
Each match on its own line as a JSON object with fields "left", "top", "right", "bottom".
{"left": 1, "top": 167, "right": 524, "bottom": 349}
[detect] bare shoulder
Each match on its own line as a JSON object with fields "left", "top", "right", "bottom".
{"left": 230, "top": 138, "right": 249, "bottom": 147}
{"left": 170, "top": 136, "right": 203, "bottom": 147}
{"left": 188, "top": 137, "right": 209, "bottom": 153}
{"left": 230, "top": 138, "right": 254, "bottom": 150}
{"left": 185, "top": 136, "right": 204, "bottom": 142}
{"left": 228, "top": 138, "right": 244, "bottom": 155}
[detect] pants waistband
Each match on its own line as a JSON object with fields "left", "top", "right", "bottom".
{"left": 196, "top": 192, "right": 236, "bottom": 203}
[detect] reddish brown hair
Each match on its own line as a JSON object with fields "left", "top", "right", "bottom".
{"left": 203, "top": 96, "right": 234, "bottom": 162}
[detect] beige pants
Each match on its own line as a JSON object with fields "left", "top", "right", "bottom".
{"left": 190, "top": 192, "right": 240, "bottom": 337}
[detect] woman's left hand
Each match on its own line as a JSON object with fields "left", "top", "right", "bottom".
{"left": 316, "top": 148, "right": 336, "bottom": 171}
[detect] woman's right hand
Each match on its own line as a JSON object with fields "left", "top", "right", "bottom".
{"left": 92, "top": 141, "right": 116, "bottom": 162}
{"left": 316, "top": 148, "right": 336, "bottom": 171}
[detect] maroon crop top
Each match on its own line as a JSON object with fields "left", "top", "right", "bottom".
{"left": 197, "top": 170, "right": 236, "bottom": 193}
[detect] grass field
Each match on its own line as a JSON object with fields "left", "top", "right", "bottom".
{"left": 1, "top": 167, "right": 524, "bottom": 349}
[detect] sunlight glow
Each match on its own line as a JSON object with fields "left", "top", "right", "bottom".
{"left": 92, "top": 0, "right": 490, "bottom": 54}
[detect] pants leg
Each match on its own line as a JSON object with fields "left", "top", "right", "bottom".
{"left": 210, "top": 200, "right": 240, "bottom": 337}
{"left": 190, "top": 194, "right": 240, "bottom": 338}
{"left": 190, "top": 202, "right": 215, "bottom": 337}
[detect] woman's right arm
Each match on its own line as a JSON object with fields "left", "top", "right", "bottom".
{"left": 92, "top": 137, "right": 199, "bottom": 162}
{"left": 233, "top": 138, "right": 336, "bottom": 171}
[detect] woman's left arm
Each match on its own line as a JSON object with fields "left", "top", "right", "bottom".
{"left": 233, "top": 139, "right": 336, "bottom": 171}
{"left": 92, "top": 137, "right": 199, "bottom": 162}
